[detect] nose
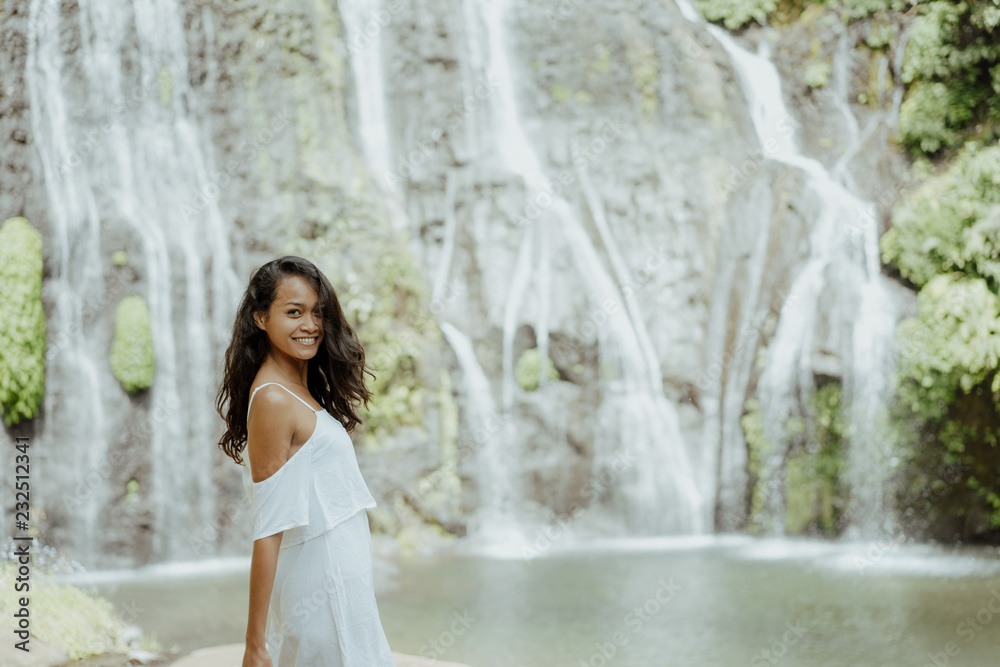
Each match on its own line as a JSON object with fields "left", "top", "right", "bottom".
{"left": 302, "top": 312, "right": 321, "bottom": 333}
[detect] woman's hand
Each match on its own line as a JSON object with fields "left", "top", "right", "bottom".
{"left": 242, "top": 640, "right": 272, "bottom": 667}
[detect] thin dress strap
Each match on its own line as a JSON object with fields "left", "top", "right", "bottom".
{"left": 247, "top": 382, "right": 322, "bottom": 419}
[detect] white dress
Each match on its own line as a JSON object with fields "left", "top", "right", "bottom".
{"left": 241, "top": 382, "right": 396, "bottom": 667}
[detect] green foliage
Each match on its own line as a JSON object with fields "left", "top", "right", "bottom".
{"left": 112, "top": 250, "right": 128, "bottom": 267}
{"left": 895, "top": 274, "right": 1000, "bottom": 418}
{"left": 0, "top": 217, "right": 46, "bottom": 426}
{"left": 883, "top": 142, "right": 1000, "bottom": 540}
{"left": 695, "top": 0, "right": 778, "bottom": 30}
{"left": 842, "top": 0, "right": 908, "bottom": 18}
{"left": 515, "top": 348, "right": 559, "bottom": 392}
{"left": 742, "top": 397, "right": 773, "bottom": 534}
{"left": 899, "top": 1, "right": 1000, "bottom": 153}
{"left": 0, "top": 561, "right": 161, "bottom": 659}
{"left": 289, "top": 220, "right": 442, "bottom": 450}
{"left": 882, "top": 143, "right": 1000, "bottom": 289}
{"left": 785, "top": 383, "right": 846, "bottom": 535}
{"left": 110, "top": 295, "right": 155, "bottom": 393}
{"left": 626, "top": 42, "right": 660, "bottom": 116}
{"left": 865, "top": 20, "right": 898, "bottom": 50}
{"left": 743, "top": 384, "right": 846, "bottom": 535}
{"left": 350, "top": 245, "right": 439, "bottom": 448}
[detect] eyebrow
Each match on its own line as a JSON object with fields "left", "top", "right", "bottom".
{"left": 282, "top": 301, "right": 319, "bottom": 307}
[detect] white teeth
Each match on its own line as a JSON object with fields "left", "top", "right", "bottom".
{"left": 295, "top": 337, "right": 316, "bottom": 343}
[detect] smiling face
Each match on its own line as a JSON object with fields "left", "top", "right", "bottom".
{"left": 253, "top": 274, "right": 325, "bottom": 362}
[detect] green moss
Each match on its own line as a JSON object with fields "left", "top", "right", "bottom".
{"left": 551, "top": 83, "right": 573, "bottom": 103}
{"left": 625, "top": 42, "right": 660, "bottom": 116}
{"left": 591, "top": 43, "right": 612, "bottom": 75}
{"left": 742, "top": 397, "right": 773, "bottom": 534}
{"left": 110, "top": 295, "right": 155, "bottom": 393}
{"left": 865, "top": 20, "right": 898, "bottom": 50}
{"left": 785, "top": 383, "right": 845, "bottom": 535}
{"left": 549, "top": 84, "right": 593, "bottom": 106}
{"left": 515, "top": 347, "right": 559, "bottom": 392}
{"left": 0, "top": 217, "right": 46, "bottom": 426}
{"left": 743, "top": 384, "right": 845, "bottom": 536}
{"left": 411, "top": 369, "right": 462, "bottom": 523}
{"left": 784, "top": 452, "right": 817, "bottom": 533}
{"left": 803, "top": 60, "right": 832, "bottom": 88}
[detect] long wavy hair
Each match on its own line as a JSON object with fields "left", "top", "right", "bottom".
{"left": 216, "top": 255, "right": 375, "bottom": 465}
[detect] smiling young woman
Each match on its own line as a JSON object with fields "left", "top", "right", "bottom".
{"left": 215, "top": 255, "right": 396, "bottom": 667}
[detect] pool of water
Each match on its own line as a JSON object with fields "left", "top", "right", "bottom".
{"left": 68, "top": 536, "right": 1000, "bottom": 666}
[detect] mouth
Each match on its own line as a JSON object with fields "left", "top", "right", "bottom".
{"left": 293, "top": 336, "right": 319, "bottom": 346}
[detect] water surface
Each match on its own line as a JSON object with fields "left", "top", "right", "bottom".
{"left": 74, "top": 537, "right": 1000, "bottom": 666}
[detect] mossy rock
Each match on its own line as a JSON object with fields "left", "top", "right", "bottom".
{"left": 0, "top": 217, "right": 47, "bottom": 426}
{"left": 515, "top": 348, "right": 559, "bottom": 392}
{"left": 110, "top": 295, "right": 155, "bottom": 393}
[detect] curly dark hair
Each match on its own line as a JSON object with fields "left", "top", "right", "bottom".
{"left": 215, "top": 255, "right": 375, "bottom": 465}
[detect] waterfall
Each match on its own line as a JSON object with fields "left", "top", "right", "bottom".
{"left": 439, "top": 323, "right": 517, "bottom": 540}
{"left": 339, "top": 0, "right": 393, "bottom": 188}
{"left": 456, "top": 0, "right": 707, "bottom": 534}
{"left": 676, "top": 0, "right": 903, "bottom": 535}
{"left": 26, "top": 0, "right": 240, "bottom": 566}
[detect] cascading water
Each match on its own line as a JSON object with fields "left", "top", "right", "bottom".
{"left": 339, "top": 0, "right": 393, "bottom": 188}
{"left": 676, "top": 0, "right": 904, "bottom": 535}
{"left": 451, "top": 0, "right": 707, "bottom": 536}
{"left": 438, "top": 323, "right": 519, "bottom": 541}
{"left": 26, "top": 0, "right": 240, "bottom": 566}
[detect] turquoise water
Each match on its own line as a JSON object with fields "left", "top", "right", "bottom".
{"left": 75, "top": 537, "right": 1000, "bottom": 666}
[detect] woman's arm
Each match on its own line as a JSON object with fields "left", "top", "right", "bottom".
{"left": 245, "top": 532, "right": 282, "bottom": 663}
{"left": 243, "top": 387, "right": 298, "bottom": 666}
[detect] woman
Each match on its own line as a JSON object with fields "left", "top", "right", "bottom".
{"left": 215, "top": 255, "right": 396, "bottom": 667}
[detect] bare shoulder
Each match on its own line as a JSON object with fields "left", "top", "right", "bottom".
{"left": 246, "top": 385, "right": 296, "bottom": 483}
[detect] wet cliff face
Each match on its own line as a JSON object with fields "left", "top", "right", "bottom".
{"left": 0, "top": 0, "right": 917, "bottom": 569}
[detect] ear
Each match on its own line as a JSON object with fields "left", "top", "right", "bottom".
{"left": 253, "top": 310, "right": 266, "bottom": 331}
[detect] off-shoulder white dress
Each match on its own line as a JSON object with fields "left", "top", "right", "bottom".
{"left": 241, "top": 382, "right": 396, "bottom": 667}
